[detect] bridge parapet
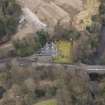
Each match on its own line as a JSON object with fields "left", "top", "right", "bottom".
{"left": 86, "top": 65, "right": 105, "bottom": 74}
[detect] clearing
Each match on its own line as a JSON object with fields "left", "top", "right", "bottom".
{"left": 34, "top": 99, "right": 57, "bottom": 105}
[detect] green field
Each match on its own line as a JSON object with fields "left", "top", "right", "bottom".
{"left": 34, "top": 99, "right": 57, "bottom": 105}
{"left": 53, "top": 40, "right": 73, "bottom": 64}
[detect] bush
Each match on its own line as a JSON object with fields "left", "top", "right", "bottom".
{"left": 99, "top": 0, "right": 105, "bottom": 15}
{"left": 13, "top": 38, "right": 35, "bottom": 57}
{"left": 46, "top": 86, "right": 57, "bottom": 97}
{"left": 34, "top": 86, "right": 57, "bottom": 99}
{"left": 35, "top": 88, "right": 46, "bottom": 98}
{"left": 54, "top": 23, "right": 80, "bottom": 41}
{"left": 13, "top": 29, "right": 48, "bottom": 57}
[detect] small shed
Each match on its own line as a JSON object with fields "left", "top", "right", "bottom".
{"left": 40, "top": 42, "right": 57, "bottom": 57}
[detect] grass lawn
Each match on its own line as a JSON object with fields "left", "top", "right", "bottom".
{"left": 34, "top": 99, "right": 57, "bottom": 105}
{"left": 53, "top": 40, "right": 73, "bottom": 64}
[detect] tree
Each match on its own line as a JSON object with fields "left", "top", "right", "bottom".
{"left": 75, "top": 31, "right": 100, "bottom": 64}
{"left": 54, "top": 23, "right": 80, "bottom": 41}
{"left": 99, "top": 3, "right": 105, "bottom": 15}
{"left": 13, "top": 30, "right": 48, "bottom": 57}
{"left": 61, "top": 28, "right": 80, "bottom": 41}
{"left": 0, "top": 0, "right": 21, "bottom": 40}
{"left": 36, "top": 29, "right": 48, "bottom": 48}
{"left": 56, "top": 68, "right": 91, "bottom": 105}
{"left": 75, "top": 2, "right": 104, "bottom": 64}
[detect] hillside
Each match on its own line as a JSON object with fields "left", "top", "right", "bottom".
{"left": 0, "top": 0, "right": 101, "bottom": 63}
{"left": 17, "top": 0, "right": 84, "bottom": 28}
{"left": 1, "top": 1, "right": 105, "bottom": 105}
{"left": 11, "top": 0, "right": 100, "bottom": 42}
{"left": 17, "top": 0, "right": 100, "bottom": 30}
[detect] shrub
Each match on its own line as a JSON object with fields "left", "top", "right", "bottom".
{"left": 13, "top": 38, "right": 35, "bottom": 57}
{"left": 13, "top": 29, "right": 48, "bottom": 57}
{"left": 54, "top": 23, "right": 80, "bottom": 41}
{"left": 46, "top": 86, "right": 57, "bottom": 97}
{"left": 34, "top": 88, "right": 46, "bottom": 98}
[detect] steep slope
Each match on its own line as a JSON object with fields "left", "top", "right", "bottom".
{"left": 74, "top": 0, "right": 100, "bottom": 30}
{"left": 17, "top": 0, "right": 85, "bottom": 28}
{"left": 12, "top": 0, "right": 100, "bottom": 42}
{"left": 17, "top": 0, "right": 100, "bottom": 31}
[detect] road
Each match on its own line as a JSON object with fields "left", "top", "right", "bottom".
{"left": 0, "top": 57, "right": 105, "bottom": 73}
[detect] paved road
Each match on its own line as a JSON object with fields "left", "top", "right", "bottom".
{"left": 0, "top": 57, "right": 105, "bottom": 73}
